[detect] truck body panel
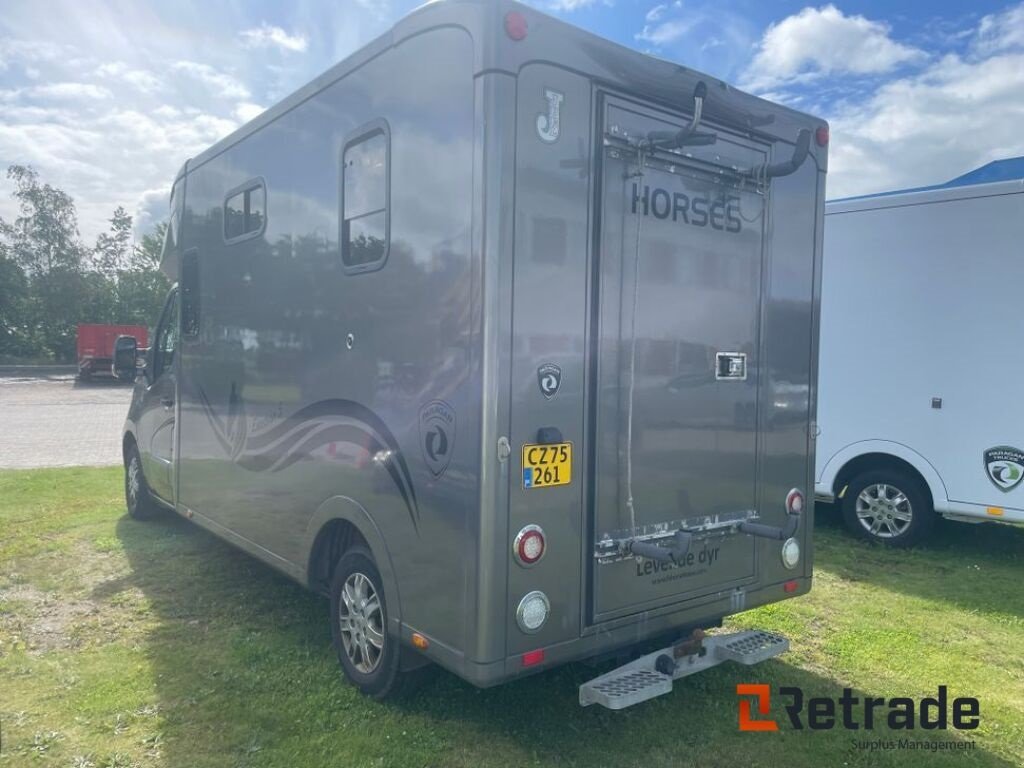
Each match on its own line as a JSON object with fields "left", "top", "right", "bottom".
{"left": 123, "top": 0, "right": 825, "bottom": 688}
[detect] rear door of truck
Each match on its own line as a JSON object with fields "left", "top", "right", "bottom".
{"left": 589, "top": 94, "right": 769, "bottom": 621}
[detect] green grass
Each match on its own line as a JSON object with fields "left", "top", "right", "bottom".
{"left": 1, "top": 467, "right": 1021, "bottom": 768}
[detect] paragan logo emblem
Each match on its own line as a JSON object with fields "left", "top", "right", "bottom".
{"left": 983, "top": 446, "right": 1024, "bottom": 492}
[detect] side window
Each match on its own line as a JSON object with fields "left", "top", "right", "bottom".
{"left": 341, "top": 122, "right": 389, "bottom": 272}
{"left": 153, "top": 290, "right": 180, "bottom": 379}
{"left": 161, "top": 176, "right": 183, "bottom": 265}
{"left": 224, "top": 179, "right": 266, "bottom": 243}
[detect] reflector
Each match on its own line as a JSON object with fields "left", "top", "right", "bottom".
{"left": 521, "top": 649, "right": 545, "bottom": 667}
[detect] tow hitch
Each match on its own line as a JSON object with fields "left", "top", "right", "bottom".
{"left": 579, "top": 629, "right": 789, "bottom": 710}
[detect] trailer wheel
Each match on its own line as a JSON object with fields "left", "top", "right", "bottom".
{"left": 124, "top": 443, "right": 158, "bottom": 519}
{"left": 841, "top": 469, "right": 933, "bottom": 547}
{"left": 329, "top": 546, "right": 402, "bottom": 699}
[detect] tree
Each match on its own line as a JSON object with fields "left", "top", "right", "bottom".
{"left": 0, "top": 253, "right": 33, "bottom": 359}
{"left": 93, "top": 206, "right": 134, "bottom": 278}
{"left": 0, "top": 164, "right": 170, "bottom": 361}
{"left": 0, "top": 165, "right": 87, "bottom": 274}
{"left": 117, "top": 221, "right": 170, "bottom": 326}
{"left": 131, "top": 221, "right": 167, "bottom": 271}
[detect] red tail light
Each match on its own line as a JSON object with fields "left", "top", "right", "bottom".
{"left": 815, "top": 125, "right": 829, "bottom": 147}
{"left": 514, "top": 525, "right": 546, "bottom": 566}
{"left": 784, "top": 580, "right": 799, "bottom": 593}
{"left": 786, "top": 488, "right": 805, "bottom": 515}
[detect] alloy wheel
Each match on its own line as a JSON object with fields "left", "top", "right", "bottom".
{"left": 855, "top": 483, "right": 913, "bottom": 538}
{"left": 337, "top": 572, "right": 385, "bottom": 674}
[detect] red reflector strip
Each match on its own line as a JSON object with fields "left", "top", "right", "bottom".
{"left": 521, "top": 649, "right": 545, "bottom": 667}
{"left": 784, "top": 580, "right": 799, "bottom": 593}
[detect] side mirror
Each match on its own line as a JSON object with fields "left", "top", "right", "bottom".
{"left": 113, "top": 335, "right": 139, "bottom": 382}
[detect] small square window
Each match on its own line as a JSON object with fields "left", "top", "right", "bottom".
{"left": 224, "top": 179, "right": 266, "bottom": 243}
{"left": 341, "top": 122, "right": 389, "bottom": 272}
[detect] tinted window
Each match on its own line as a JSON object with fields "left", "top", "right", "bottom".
{"left": 154, "top": 290, "right": 179, "bottom": 378}
{"left": 224, "top": 180, "right": 266, "bottom": 242}
{"left": 341, "top": 126, "right": 389, "bottom": 270}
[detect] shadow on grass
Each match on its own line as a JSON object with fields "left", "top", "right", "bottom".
{"left": 813, "top": 503, "right": 1024, "bottom": 619}
{"left": 102, "top": 508, "right": 1017, "bottom": 767}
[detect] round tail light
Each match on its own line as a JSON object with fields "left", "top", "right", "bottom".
{"left": 815, "top": 125, "right": 829, "bottom": 147}
{"left": 514, "top": 524, "right": 546, "bottom": 566}
{"left": 516, "top": 591, "right": 550, "bottom": 633}
{"left": 781, "top": 537, "right": 801, "bottom": 569}
{"left": 786, "top": 488, "right": 805, "bottom": 515}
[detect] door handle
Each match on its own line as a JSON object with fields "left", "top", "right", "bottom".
{"left": 161, "top": 396, "right": 175, "bottom": 409}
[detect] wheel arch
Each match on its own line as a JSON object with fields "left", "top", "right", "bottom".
{"left": 821, "top": 441, "right": 948, "bottom": 511}
{"left": 122, "top": 430, "right": 138, "bottom": 461}
{"left": 303, "top": 496, "right": 402, "bottom": 632}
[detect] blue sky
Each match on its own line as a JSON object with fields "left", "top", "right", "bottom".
{"left": 1, "top": 0, "right": 1022, "bottom": 241}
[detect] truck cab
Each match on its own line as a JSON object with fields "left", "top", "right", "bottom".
{"left": 120, "top": 286, "right": 179, "bottom": 515}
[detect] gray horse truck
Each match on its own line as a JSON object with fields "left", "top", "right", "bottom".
{"left": 114, "top": 0, "right": 827, "bottom": 709}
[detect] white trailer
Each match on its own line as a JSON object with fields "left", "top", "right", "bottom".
{"left": 816, "top": 159, "right": 1024, "bottom": 545}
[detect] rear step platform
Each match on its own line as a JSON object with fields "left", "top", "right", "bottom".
{"left": 579, "top": 630, "right": 788, "bottom": 710}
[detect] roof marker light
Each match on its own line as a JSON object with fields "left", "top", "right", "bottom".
{"left": 505, "top": 11, "right": 528, "bottom": 41}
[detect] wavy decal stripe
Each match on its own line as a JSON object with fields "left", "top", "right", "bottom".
{"left": 198, "top": 390, "right": 419, "bottom": 531}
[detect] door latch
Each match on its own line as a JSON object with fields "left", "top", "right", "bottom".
{"left": 715, "top": 352, "right": 747, "bottom": 381}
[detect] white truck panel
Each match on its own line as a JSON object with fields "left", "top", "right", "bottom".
{"left": 817, "top": 179, "right": 1024, "bottom": 525}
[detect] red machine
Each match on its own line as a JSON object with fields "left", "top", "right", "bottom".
{"left": 77, "top": 324, "right": 148, "bottom": 380}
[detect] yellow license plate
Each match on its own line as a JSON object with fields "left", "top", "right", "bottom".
{"left": 522, "top": 442, "right": 572, "bottom": 488}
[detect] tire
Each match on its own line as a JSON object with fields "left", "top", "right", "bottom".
{"left": 329, "top": 546, "right": 402, "bottom": 699}
{"left": 124, "top": 442, "right": 158, "bottom": 519}
{"left": 841, "top": 468, "right": 934, "bottom": 547}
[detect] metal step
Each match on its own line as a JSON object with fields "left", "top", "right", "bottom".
{"left": 716, "top": 630, "right": 788, "bottom": 664}
{"left": 579, "top": 668, "right": 673, "bottom": 710}
{"left": 579, "top": 629, "right": 788, "bottom": 710}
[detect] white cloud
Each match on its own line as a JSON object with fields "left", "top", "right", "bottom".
{"left": 31, "top": 82, "right": 113, "bottom": 100}
{"left": 233, "top": 102, "right": 266, "bottom": 123}
{"left": 239, "top": 23, "right": 308, "bottom": 53}
{"left": 634, "top": 3, "right": 756, "bottom": 80}
{"left": 742, "top": 5, "right": 924, "bottom": 91}
{"left": 0, "top": 0, "right": 405, "bottom": 243}
{"left": 172, "top": 61, "right": 250, "bottom": 100}
{"left": 95, "top": 62, "right": 162, "bottom": 94}
{"left": 827, "top": 49, "right": 1024, "bottom": 198}
{"left": 637, "top": 18, "right": 697, "bottom": 46}
{"left": 645, "top": 4, "right": 666, "bottom": 23}
{"left": 975, "top": 4, "right": 1024, "bottom": 53}
{"left": 547, "top": 0, "right": 604, "bottom": 10}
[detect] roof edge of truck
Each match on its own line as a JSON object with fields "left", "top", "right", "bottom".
{"left": 186, "top": 0, "right": 827, "bottom": 175}
{"left": 826, "top": 176, "right": 1024, "bottom": 215}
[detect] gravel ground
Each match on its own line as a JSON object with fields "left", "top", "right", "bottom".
{"left": 0, "top": 372, "right": 132, "bottom": 469}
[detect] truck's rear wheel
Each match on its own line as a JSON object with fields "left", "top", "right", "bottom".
{"left": 124, "top": 443, "right": 158, "bottom": 519}
{"left": 841, "top": 468, "right": 933, "bottom": 547}
{"left": 329, "top": 546, "right": 401, "bottom": 699}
